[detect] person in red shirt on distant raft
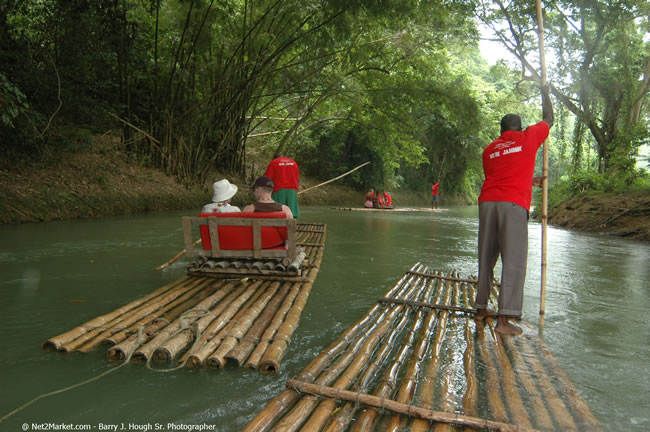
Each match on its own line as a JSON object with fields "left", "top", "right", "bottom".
{"left": 431, "top": 182, "right": 440, "bottom": 209}
{"left": 264, "top": 152, "right": 300, "bottom": 218}
{"left": 382, "top": 191, "right": 392, "bottom": 208}
{"left": 474, "top": 84, "right": 554, "bottom": 336}
{"left": 364, "top": 188, "right": 376, "bottom": 208}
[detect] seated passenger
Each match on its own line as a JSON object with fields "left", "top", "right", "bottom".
{"left": 243, "top": 176, "right": 293, "bottom": 219}
{"left": 383, "top": 191, "right": 392, "bottom": 207}
{"left": 364, "top": 188, "right": 375, "bottom": 208}
{"left": 201, "top": 179, "right": 241, "bottom": 213}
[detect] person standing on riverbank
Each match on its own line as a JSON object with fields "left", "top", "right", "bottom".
{"left": 201, "top": 179, "right": 240, "bottom": 213}
{"left": 264, "top": 152, "right": 300, "bottom": 218}
{"left": 474, "top": 84, "right": 554, "bottom": 335}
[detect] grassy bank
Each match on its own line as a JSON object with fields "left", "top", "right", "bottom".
{"left": 0, "top": 137, "right": 429, "bottom": 224}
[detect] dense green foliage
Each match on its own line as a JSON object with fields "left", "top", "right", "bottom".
{"left": 1, "top": 0, "right": 648, "bottom": 203}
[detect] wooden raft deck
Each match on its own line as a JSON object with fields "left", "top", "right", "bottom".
{"left": 245, "top": 262, "right": 601, "bottom": 431}
{"left": 42, "top": 223, "right": 326, "bottom": 374}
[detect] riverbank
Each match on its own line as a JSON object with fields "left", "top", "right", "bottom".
{"left": 547, "top": 193, "right": 650, "bottom": 242}
{"left": 0, "top": 136, "right": 425, "bottom": 224}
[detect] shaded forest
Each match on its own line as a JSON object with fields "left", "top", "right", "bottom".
{"left": 1, "top": 0, "right": 648, "bottom": 203}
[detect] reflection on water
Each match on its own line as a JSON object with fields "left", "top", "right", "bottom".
{"left": 0, "top": 206, "right": 648, "bottom": 430}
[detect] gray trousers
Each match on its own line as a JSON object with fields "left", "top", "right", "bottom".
{"left": 475, "top": 201, "right": 528, "bottom": 317}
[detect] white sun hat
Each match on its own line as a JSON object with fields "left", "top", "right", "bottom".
{"left": 211, "top": 179, "right": 238, "bottom": 202}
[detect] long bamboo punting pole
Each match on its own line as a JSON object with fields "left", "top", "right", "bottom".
{"left": 270, "top": 274, "right": 430, "bottom": 431}
{"left": 297, "top": 161, "right": 370, "bottom": 195}
{"left": 155, "top": 238, "right": 201, "bottom": 271}
{"left": 243, "top": 264, "right": 424, "bottom": 432}
{"left": 42, "top": 276, "right": 192, "bottom": 351}
{"left": 536, "top": 0, "right": 549, "bottom": 316}
{"left": 66, "top": 277, "right": 204, "bottom": 352}
{"left": 286, "top": 380, "right": 541, "bottom": 432}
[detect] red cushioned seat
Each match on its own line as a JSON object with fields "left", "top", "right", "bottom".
{"left": 199, "top": 212, "right": 288, "bottom": 251}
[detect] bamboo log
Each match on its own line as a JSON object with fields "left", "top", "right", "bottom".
{"left": 259, "top": 270, "right": 317, "bottom": 374}
{"left": 476, "top": 320, "right": 509, "bottom": 423}
{"left": 205, "top": 282, "right": 282, "bottom": 368}
{"left": 501, "top": 336, "right": 554, "bottom": 430}
{"left": 349, "top": 274, "right": 432, "bottom": 432}
{"left": 462, "top": 282, "right": 479, "bottom": 432}
{"left": 286, "top": 380, "right": 541, "bottom": 432}
{"left": 69, "top": 277, "right": 204, "bottom": 352}
{"left": 492, "top": 330, "right": 534, "bottom": 429}
{"left": 322, "top": 303, "right": 413, "bottom": 432}
{"left": 106, "top": 280, "right": 218, "bottom": 361}
{"left": 243, "top": 263, "right": 424, "bottom": 432}
{"left": 104, "top": 278, "right": 216, "bottom": 346}
{"left": 244, "top": 282, "right": 302, "bottom": 370}
{"left": 517, "top": 336, "right": 581, "bottom": 431}
{"left": 271, "top": 272, "right": 430, "bottom": 431}
{"left": 409, "top": 275, "right": 451, "bottom": 432}
{"left": 42, "top": 276, "right": 191, "bottom": 351}
{"left": 226, "top": 282, "right": 292, "bottom": 366}
{"left": 157, "top": 280, "right": 265, "bottom": 364}
{"left": 379, "top": 297, "right": 476, "bottom": 313}
{"left": 132, "top": 280, "right": 241, "bottom": 362}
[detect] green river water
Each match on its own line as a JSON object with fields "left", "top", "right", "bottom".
{"left": 0, "top": 206, "right": 648, "bottom": 431}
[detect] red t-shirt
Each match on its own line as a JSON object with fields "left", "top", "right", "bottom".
{"left": 264, "top": 157, "right": 299, "bottom": 192}
{"left": 478, "top": 121, "right": 550, "bottom": 211}
{"left": 431, "top": 183, "right": 439, "bottom": 195}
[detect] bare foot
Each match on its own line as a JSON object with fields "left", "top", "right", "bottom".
{"left": 495, "top": 316, "right": 523, "bottom": 335}
{"left": 474, "top": 308, "right": 496, "bottom": 321}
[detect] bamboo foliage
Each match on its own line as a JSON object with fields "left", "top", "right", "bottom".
{"left": 44, "top": 223, "right": 327, "bottom": 374}
{"left": 246, "top": 263, "right": 601, "bottom": 431}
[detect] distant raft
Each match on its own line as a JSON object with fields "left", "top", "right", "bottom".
{"left": 245, "top": 263, "right": 602, "bottom": 431}
{"left": 42, "top": 223, "right": 326, "bottom": 374}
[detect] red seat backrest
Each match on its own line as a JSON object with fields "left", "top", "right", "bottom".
{"left": 198, "top": 212, "right": 288, "bottom": 251}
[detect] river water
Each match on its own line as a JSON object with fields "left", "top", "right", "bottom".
{"left": 0, "top": 206, "right": 648, "bottom": 431}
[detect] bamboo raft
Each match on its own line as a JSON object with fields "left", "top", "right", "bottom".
{"left": 332, "top": 207, "right": 448, "bottom": 212}
{"left": 42, "top": 223, "right": 326, "bottom": 374}
{"left": 245, "top": 263, "right": 601, "bottom": 431}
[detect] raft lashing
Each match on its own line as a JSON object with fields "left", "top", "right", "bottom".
{"left": 42, "top": 223, "right": 326, "bottom": 374}
{"left": 245, "top": 263, "right": 602, "bottom": 432}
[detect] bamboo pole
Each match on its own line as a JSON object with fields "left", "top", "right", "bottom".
{"left": 226, "top": 282, "right": 292, "bottom": 366}
{"left": 106, "top": 281, "right": 218, "bottom": 362}
{"left": 243, "top": 264, "right": 423, "bottom": 432}
{"left": 270, "top": 274, "right": 429, "bottom": 431}
{"left": 132, "top": 280, "right": 241, "bottom": 362}
{"left": 205, "top": 282, "right": 282, "bottom": 368}
{"left": 321, "top": 303, "right": 413, "bottom": 432}
{"left": 42, "top": 276, "right": 191, "bottom": 351}
{"left": 297, "top": 161, "right": 370, "bottom": 195}
{"left": 286, "top": 380, "right": 541, "bottom": 432}
{"left": 105, "top": 277, "right": 217, "bottom": 346}
{"left": 68, "top": 277, "right": 204, "bottom": 352}
{"left": 157, "top": 280, "right": 264, "bottom": 364}
{"left": 536, "top": 0, "right": 549, "bottom": 316}
{"left": 476, "top": 320, "right": 509, "bottom": 423}
{"left": 349, "top": 275, "right": 432, "bottom": 432}
{"left": 409, "top": 275, "right": 450, "bottom": 432}
{"left": 156, "top": 239, "right": 202, "bottom": 271}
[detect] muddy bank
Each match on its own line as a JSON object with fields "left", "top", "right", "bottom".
{"left": 548, "top": 193, "right": 650, "bottom": 242}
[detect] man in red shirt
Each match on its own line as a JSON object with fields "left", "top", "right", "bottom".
{"left": 431, "top": 182, "right": 440, "bottom": 209}
{"left": 264, "top": 152, "right": 300, "bottom": 218}
{"left": 474, "top": 85, "right": 553, "bottom": 335}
